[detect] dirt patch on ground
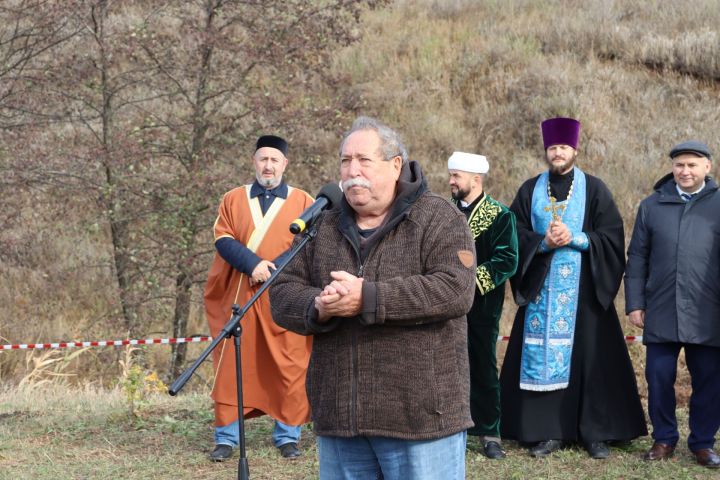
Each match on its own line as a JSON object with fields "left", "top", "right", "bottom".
{"left": 0, "top": 410, "right": 29, "bottom": 421}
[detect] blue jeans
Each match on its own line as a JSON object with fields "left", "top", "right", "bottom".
{"left": 317, "top": 431, "right": 466, "bottom": 480}
{"left": 215, "top": 420, "right": 302, "bottom": 448}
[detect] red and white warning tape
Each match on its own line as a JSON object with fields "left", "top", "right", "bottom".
{"left": 0, "top": 336, "right": 212, "bottom": 351}
{"left": 0, "top": 335, "right": 642, "bottom": 351}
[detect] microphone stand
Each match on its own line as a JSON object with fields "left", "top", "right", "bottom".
{"left": 169, "top": 224, "right": 318, "bottom": 480}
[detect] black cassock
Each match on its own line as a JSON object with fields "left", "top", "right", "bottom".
{"left": 500, "top": 169, "right": 647, "bottom": 443}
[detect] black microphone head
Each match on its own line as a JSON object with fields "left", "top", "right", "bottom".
{"left": 289, "top": 183, "right": 344, "bottom": 234}
{"left": 317, "top": 182, "right": 343, "bottom": 208}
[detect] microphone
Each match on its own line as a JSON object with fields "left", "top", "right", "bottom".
{"left": 289, "top": 183, "right": 343, "bottom": 234}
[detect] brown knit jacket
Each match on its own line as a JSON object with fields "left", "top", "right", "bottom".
{"left": 270, "top": 161, "right": 476, "bottom": 440}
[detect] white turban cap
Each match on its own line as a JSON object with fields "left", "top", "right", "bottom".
{"left": 447, "top": 151, "right": 489, "bottom": 174}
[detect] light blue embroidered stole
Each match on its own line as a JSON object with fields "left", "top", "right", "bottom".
{"left": 519, "top": 168, "right": 586, "bottom": 391}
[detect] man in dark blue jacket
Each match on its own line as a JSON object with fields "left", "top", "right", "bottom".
{"left": 625, "top": 140, "right": 720, "bottom": 469}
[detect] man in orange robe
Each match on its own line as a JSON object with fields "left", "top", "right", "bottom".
{"left": 204, "top": 135, "right": 314, "bottom": 461}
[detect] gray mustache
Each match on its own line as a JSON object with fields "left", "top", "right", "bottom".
{"left": 342, "top": 178, "right": 371, "bottom": 190}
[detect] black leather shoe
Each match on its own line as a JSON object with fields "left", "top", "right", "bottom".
{"left": 209, "top": 444, "right": 233, "bottom": 462}
{"left": 693, "top": 448, "right": 720, "bottom": 468}
{"left": 529, "top": 439, "right": 564, "bottom": 457}
{"left": 483, "top": 440, "right": 506, "bottom": 459}
{"left": 585, "top": 441, "right": 610, "bottom": 459}
{"left": 279, "top": 442, "right": 301, "bottom": 459}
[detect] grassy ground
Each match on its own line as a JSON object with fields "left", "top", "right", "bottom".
{"left": 0, "top": 385, "right": 716, "bottom": 480}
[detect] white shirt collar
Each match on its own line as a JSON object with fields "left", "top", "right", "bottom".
{"left": 676, "top": 181, "right": 705, "bottom": 198}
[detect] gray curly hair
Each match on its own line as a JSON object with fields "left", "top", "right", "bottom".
{"left": 339, "top": 116, "right": 408, "bottom": 164}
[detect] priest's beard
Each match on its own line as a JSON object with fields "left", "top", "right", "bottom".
{"left": 451, "top": 186, "right": 471, "bottom": 201}
{"left": 546, "top": 151, "right": 577, "bottom": 175}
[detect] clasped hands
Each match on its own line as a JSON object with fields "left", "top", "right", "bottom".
{"left": 315, "top": 271, "right": 364, "bottom": 323}
{"left": 544, "top": 220, "right": 573, "bottom": 249}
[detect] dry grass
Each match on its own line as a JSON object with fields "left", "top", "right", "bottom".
{"left": 0, "top": 384, "right": 716, "bottom": 479}
{"left": 332, "top": 0, "right": 720, "bottom": 205}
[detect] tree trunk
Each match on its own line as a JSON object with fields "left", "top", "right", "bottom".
{"left": 170, "top": 269, "right": 193, "bottom": 376}
{"left": 109, "top": 218, "right": 138, "bottom": 334}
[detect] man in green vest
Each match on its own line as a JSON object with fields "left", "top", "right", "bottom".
{"left": 448, "top": 151, "right": 519, "bottom": 459}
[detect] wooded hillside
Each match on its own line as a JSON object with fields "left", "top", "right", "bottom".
{"left": 2, "top": 0, "right": 718, "bottom": 383}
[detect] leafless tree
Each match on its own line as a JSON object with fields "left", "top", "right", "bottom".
{"left": 0, "top": 0, "right": 387, "bottom": 376}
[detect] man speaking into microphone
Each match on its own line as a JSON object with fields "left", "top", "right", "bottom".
{"left": 271, "top": 116, "right": 476, "bottom": 479}
{"left": 203, "top": 134, "right": 315, "bottom": 461}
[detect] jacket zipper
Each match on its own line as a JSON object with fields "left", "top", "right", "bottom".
{"left": 351, "top": 328, "right": 359, "bottom": 434}
{"left": 340, "top": 211, "right": 407, "bottom": 434}
{"left": 340, "top": 230, "right": 363, "bottom": 435}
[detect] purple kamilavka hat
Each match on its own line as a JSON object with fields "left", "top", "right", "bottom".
{"left": 541, "top": 117, "right": 581, "bottom": 150}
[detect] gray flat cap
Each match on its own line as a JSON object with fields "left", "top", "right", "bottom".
{"left": 669, "top": 140, "right": 711, "bottom": 159}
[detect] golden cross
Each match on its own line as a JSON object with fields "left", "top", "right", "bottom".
{"left": 544, "top": 196, "right": 566, "bottom": 222}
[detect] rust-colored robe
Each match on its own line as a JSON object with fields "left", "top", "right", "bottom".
{"left": 204, "top": 185, "right": 314, "bottom": 427}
